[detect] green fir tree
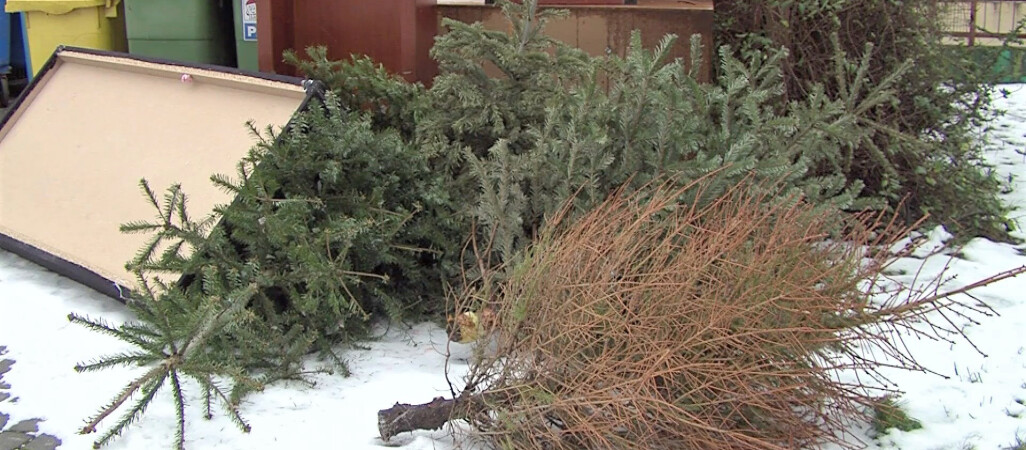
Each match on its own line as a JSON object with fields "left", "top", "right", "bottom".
{"left": 70, "top": 92, "right": 461, "bottom": 448}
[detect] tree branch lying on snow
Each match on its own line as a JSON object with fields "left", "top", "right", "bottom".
{"left": 375, "top": 258, "right": 1026, "bottom": 444}
{"left": 378, "top": 396, "right": 468, "bottom": 442}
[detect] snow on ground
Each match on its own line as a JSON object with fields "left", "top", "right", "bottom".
{"left": 835, "top": 84, "right": 1026, "bottom": 450}
{"left": 4, "top": 86, "right": 1026, "bottom": 449}
{"left": 0, "top": 253, "right": 472, "bottom": 449}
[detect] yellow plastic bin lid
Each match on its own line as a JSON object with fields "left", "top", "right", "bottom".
{"left": 6, "top": 0, "right": 121, "bottom": 16}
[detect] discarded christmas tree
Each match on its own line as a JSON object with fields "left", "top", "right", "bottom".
{"left": 69, "top": 94, "right": 463, "bottom": 449}
{"left": 379, "top": 176, "right": 1022, "bottom": 449}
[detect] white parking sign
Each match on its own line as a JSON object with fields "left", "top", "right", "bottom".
{"left": 242, "top": 0, "right": 257, "bottom": 41}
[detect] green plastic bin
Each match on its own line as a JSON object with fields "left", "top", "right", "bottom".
{"left": 232, "top": 0, "right": 256, "bottom": 71}
{"left": 123, "top": 0, "right": 232, "bottom": 66}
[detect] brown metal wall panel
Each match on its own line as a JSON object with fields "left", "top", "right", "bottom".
{"left": 437, "top": 5, "right": 714, "bottom": 82}
{"left": 257, "top": 0, "right": 295, "bottom": 75}
{"left": 533, "top": 0, "right": 628, "bottom": 4}
{"left": 416, "top": 0, "right": 442, "bottom": 82}
{"left": 258, "top": 1, "right": 712, "bottom": 83}
{"left": 257, "top": 0, "right": 437, "bottom": 82}
{"left": 294, "top": 2, "right": 405, "bottom": 76}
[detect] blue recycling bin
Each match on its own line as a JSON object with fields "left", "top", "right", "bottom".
{"left": 0, "top": 0, "right": 30, "bottom": 105}
{"left": 10, "top": 6, "right": 25, "bottom": 76}
{"left": 0, "top": 2, "right": 10, "bottom": 75}
{"left": 0, "top": 4, "right": 9, "bottom": 106}
{"left": 0, "top": 0, "right": 25, "bottom": 106}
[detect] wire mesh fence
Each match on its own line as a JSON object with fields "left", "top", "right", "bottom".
{"left": 934, "top": 0, "right": 1026, "bottom": 46}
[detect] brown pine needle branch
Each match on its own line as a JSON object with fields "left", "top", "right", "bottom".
{"left": 381, "top": 177, "right": 1025, "bottom": 449}
{"left": 912, "top": 265, "right": 1025, "bottom": 308}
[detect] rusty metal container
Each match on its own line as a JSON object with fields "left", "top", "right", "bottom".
{"left": 257, "top": 0, "right": 437, "bottom": 81}
{"left": 438, "top": 1, "right": 714, "bottom": 82}
{"left": 256, "top": 0, "right": 713, "bottom": 84}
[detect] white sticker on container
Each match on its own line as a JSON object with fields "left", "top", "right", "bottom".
{"left": 242, "top": 0, "right": 257, "bottom": 41}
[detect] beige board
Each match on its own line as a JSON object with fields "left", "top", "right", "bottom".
{"left": 0, "top": 49, "right": 308, "bottom": 292}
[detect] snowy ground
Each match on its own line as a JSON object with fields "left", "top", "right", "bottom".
{"left": 0, "top": 259, "right": 472, "bottom": 449}
{"left": 839, "top": 84, "right": 1026, "bottom": 450}
{"left": 3, "top": 87, "right": 1026, "bottom": 450}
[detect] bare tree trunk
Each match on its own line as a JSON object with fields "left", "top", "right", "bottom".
{"left": 378, "top": 396, "right": 465, "bottom": 442}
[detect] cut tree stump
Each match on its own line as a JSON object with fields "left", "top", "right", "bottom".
{"left": 378, "top": 396, "right": 460, "bottom": 442}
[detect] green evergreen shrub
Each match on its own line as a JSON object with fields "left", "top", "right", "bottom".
{"left": 207, "top": 96, "right": 461, "bottom": 330}
{"left": 283, "top": 47, "right": 423, "bottom": 136}
{"left": 415, "top": 0, "right": 907, "bottom": 280}
{"left": 70, "top": 94, "right": 462, "bottom": 448}
{"left": 714, "top": 0, "right": 1016, "bottom": 241}
{"left": 870, "top": 396, "right": 923, "bottom": 436}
